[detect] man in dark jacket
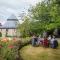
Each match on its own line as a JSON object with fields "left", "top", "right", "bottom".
{"left": 53, "top": 40, "right": 58, "bottom": 48}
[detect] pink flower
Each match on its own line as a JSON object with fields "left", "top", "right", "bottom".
{"left": 8, "top": 45, "right": 14, "bottom": 49}
{"left": 0, "top": 45, "right": 2, "bottom": 48}
{"left": 1, "top": 37, "right": 9, "bottom": 42}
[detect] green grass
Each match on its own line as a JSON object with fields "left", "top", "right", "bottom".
{"left": 20, "top": 40, "right": 60, "bottom": 60}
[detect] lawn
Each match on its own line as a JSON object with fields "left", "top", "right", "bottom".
{"left": 20, "top": 40, "right": 60, "bottom": 60}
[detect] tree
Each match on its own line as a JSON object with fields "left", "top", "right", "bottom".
{"left": 18, "top": 16, "right": 31, "bottom": 37}
{"left": 18, "top": 0, "right": 60, "bottom": 37}
{"left": 28, "top": 0, "right": 60, "bottom": 35}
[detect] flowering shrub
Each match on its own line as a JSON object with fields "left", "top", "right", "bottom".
{"left": 0, "top": 37, "right": 21, "bottom": 60}
{"left": 1, "top": 37, "right": 9, "bottom": 42}
{"left": 0, "top": 37, "right": 31, "bottom": 60}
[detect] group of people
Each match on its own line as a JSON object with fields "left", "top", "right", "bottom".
{"left": 31, "top": 35, "right": 58, "bottom": 49}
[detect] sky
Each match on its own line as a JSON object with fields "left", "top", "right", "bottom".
{"left": 0, "top": 0, "right": 42, "bottom": 24}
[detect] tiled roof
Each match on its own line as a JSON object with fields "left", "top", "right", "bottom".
{"left": 2, "top": 21, "right": 17, "bottom": 29}
{"left": 7, "top": 14, "right": 18, "bottom": 21}
{"left": 0, "top": 15, "right": 18, "bottom": 29}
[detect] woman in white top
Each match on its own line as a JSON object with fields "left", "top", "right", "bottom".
{"left": 48, "top": 35, "right": 52, "bottom": 46}
{"left": 38, "top": 35, "right": 44, "bottom": 45}
{"left": 48, "top": 35, "right": 51, "bottom": 41}
{"left": 50, "top": 35, "right": 55, "bottom": 48}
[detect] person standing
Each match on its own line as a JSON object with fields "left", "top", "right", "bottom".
{"left": 50, "top": 35, "right": 58, "bottom": 48}
{"left": 38, "top": 35, "right": 44, "bottom": 46}
{"left": 31, "top": 34, "right": 37, "bottom": 46}
{"left": 43, "top": 37, "right": 49, "bottom": 47}
{"left": 48, "top": 35, "right": 51, "bottom": 41}
{"left": 48, "top": 35, "right": 52, "bottom": 46}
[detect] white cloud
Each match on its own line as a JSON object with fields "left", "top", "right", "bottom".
{"left": 0, "top": 0, "right": 42, "bottom": 23}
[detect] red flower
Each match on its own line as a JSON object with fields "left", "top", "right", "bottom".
{"left": 8, "top": 45, "right": 14, "bottom": 49}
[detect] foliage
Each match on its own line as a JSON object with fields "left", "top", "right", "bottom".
{"left": 0, "top": 32, "right": 2, "bottom": 37}
{"left": 18, "top": 16, "right": 31, "bottom": 37}
{"left": 0, "top": 39, "right": 21, "bottom": 60}
{"left": 0, "top": 37, "right": 31, "bottom": 60}
{"left": 18, "top": 0, "right": 60, "bottom": 37}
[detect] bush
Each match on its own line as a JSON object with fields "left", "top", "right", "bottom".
{"left": 0, "top": 37, "right": 31, "bottom": 60}
{"left": 0, "top": 39, "right": 21, "bottom": 60}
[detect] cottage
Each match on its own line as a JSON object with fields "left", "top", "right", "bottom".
{"left": 0, "top": 15, "right": 19, "bottom": 37}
